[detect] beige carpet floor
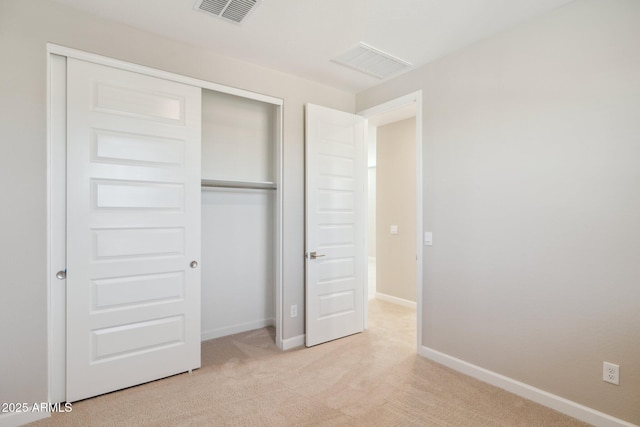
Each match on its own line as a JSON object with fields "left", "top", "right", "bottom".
{"left": 29, "top": 300, "right": 589, "bottom": 426}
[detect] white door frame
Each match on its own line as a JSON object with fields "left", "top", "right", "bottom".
{"left": 357, "top": 91, "right": 423, "bottom": 349}
{"left": 46, "top": 44, "right": 285, "bottom": 403}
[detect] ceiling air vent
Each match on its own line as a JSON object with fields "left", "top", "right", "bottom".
{"left": 194, "top": 0, "right": 261, "bottom": 24}
{"left": 332, "top": 43, "right": 412, "bottom": 79}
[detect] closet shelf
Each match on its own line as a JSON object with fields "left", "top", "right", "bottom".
{"left": 201, "top": 179, "right": 277, "bottom": 190}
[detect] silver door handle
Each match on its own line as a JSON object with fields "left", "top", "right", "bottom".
{"left": 56, "top": 270, "right": 66, "bottom": 280}
{"left": 309, "top": 252, "right": 325, "bottom": 259}
{"left": 190, "top": 261, "right": 198, "bottom": 268}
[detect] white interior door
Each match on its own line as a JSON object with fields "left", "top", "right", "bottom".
{"left": 305, "top": 103, "right": 365, "bottom": 347}
{"left": 66, "top": 58, "right": 201, "bottom": 402}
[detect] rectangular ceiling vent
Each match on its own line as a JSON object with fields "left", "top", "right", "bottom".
{"left": 194, "top": 0, "right": 261, "bottom": 24}
{"left": 332, "top": 43, "right": 412, "bottom": 79}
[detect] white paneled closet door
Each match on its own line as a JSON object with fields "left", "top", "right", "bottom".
{"left": 66, "top": 58, "right": 202, "bottom": 402}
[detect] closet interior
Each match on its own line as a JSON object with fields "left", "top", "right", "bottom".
{"left": 200, "top": 89, "right": 280, "bottom": 342}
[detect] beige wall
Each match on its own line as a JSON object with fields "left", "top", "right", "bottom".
{"left": 375, "top": 118, "right": 417, "bottom": 302}
{"left": 357, "top": 0, "right": 640, "bottom": 423}
{"left": 367, "top": 167, "right": 376, "bottom": 258}
{"left": 0, "top": 0, "right": 353, "bottom": 411}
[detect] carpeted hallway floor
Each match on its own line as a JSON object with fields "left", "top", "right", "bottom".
{"left": 29, "top": 300, "right": 589, "bottom": 426}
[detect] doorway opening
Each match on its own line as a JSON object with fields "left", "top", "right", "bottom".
{"left": 359, "top": 91, "right": 423, "bottom": 349}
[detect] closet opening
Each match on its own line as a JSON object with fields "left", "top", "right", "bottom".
{"left": 200, "top": 89, "right": 279, "bottom": 343}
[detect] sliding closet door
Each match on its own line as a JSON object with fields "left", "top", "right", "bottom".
{"left": 66, "top": 58, "right": 201, "bottom": 402}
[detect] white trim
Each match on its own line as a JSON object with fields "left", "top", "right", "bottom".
{"left": 46, "top": 42, "right": 52, "bottom": 410}
{"left": 415, "top": 94, "right": 424, "bottom": 351}
{"left": 281, "top": 334, "right": 305, "bottom": 350}
{"left": 201, "top": 319, "right": 275, "bottom": 341}
{"left": 362, "top": 118, "right": 370, "bottom": 329}
{"left": 0, "top": 411, "right": 49, "bottom": 427}
{"left": 358, "top": 90, "right": 424, "bottom": 351}
{"left": 358, "top": 92, "right": 421, "bottom": 119}
{"left": 275, "top": 103, "right": 284, "bottom": 350}
{"left": 419, "top": 346, "right": 638, "bottom": 427}
{"left": 47, "top": 53, "right": 67, "bottom": 404}
{"left": 375, "top": 292, "right": 417, "bottom": 309}
{"left": 46, "top": 44, "right": 283, "bottom": 107}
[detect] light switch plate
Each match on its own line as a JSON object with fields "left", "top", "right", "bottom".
{"left": 424, "top": 232, "right": 433, "bottom": 246}
{"left": 390, "top": 225, "right": 398, "bottom": 235}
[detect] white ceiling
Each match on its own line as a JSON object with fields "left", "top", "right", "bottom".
{"left": 50, "top": 0, "right": 575, "bottom": 93}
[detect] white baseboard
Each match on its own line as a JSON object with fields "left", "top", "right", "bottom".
{"left": 281, "top": 334, "right": 305, "bottom": 350}
{"left": 201, "top": 318, "right": 274, "bottom": 341}
{"left": 375, "top": 292, "right": 417, "bottom": 309}
{"left": 0, "top": 410, "right": 49, "bottom": 427}
{"left": 419, "top": 346, "right": 637, "bottom": 427}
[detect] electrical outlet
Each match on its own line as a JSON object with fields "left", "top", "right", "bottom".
{"left": 603, "top": 362, "right": 619, "bottom": 385}
{"left": 290, "top": 305, "right": 297, "bottom": 318}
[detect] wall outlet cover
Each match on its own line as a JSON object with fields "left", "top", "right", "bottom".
{"left": 603, "top": 362, "right": 619, "bottom": 385}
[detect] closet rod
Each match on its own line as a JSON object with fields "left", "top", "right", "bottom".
{"left": 201, "top": 179, "right": 277, "bottom": 191}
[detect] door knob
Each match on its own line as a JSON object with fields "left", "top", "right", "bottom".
{"left": 56, "top": 270, "right": 66, "bottom": 280}
{"left": 309, "top": 252, "right": 325, "bottom": 259}
{"left": 190, "top": 261, "right": 198, "bottom": 268}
